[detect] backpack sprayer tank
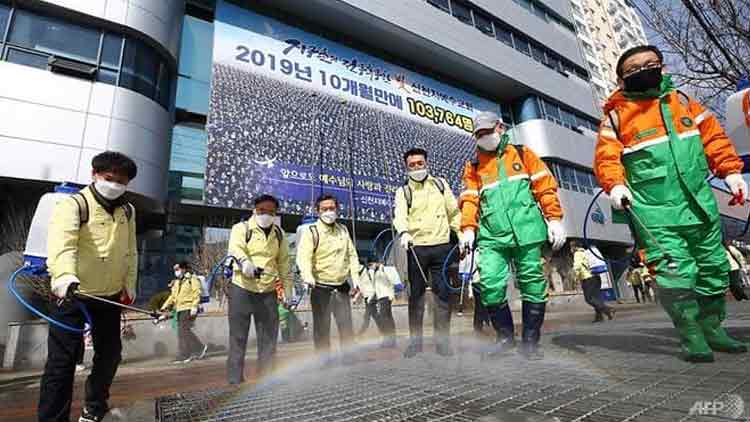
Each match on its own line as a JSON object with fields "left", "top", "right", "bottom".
{"left": 726, "top": 80, "right": 750, "bottom": 161}
{"left": 23, "top": 184, "right": 82, "bottom": 274}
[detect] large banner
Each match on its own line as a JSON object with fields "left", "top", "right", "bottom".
{"left": 205, "top": 1, "right": 501, "bottom": 222}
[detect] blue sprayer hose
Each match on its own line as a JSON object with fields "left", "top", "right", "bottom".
{"left": 8, "top": 265, "right": 92, "bottom": 333}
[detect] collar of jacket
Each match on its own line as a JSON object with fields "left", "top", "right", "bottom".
{"left": 316, "top": 219, "right": 338, "bottom": 232}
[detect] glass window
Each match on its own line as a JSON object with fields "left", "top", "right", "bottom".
{"left": 100, "top": 33, "right": 122, "bottom": 68}
{"left": 9, "top": 10, "right": 100, "bottom": 64}
{"left": 495, "top": 25, "right": 513, "bottom": 46}
{"left": 514, "top": 35, "right": 530, "bottom": 56}
{"left": 560, "top": 108, "right": 577, "bottom": 128}
{"left": 547, "top": 54, "right": 561, "bottom": 71}
{"left": 96, "top": 67, "right": 117, "bottom": 85}
{"left": 6, "top": 47, "right": 47, "bottom": 69}
{"left": 179, "top": 16, "right": 213, "bottom": 83}
{"left": 531, "top": 44, "right": 545, "bottom": 63}
{"left": 473, "top": 11, "right": 493, "bottom": 35}
{"left": 532, "top": 3, "right": 548, "bottom": 20}
{"left": 156, "top": 62, "right": 173, "bottom": 108}
{"left": 559, "top": 166, "right": 576, "bottom": 191}
{"left": 0, "top": 3, "right": 10, "bottom": 42}
{"left": 515, "top": 0, "right": 532, "bottom": 11}
{"left": 451, "top": 0, "right": 473, "bottom": 25}
{"left": 427, "top": 0, "right": 450, "bottom": 13}
{"left": 120, "top": 38, "right": 159, "bottom": 99}
{"left": 543, "top": 99, "right": 561, "bottom": 121}
{"left": 576, "top": 170, "right": 594, "bottom": 194}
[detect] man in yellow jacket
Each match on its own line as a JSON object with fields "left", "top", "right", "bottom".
{"left": 393, "top": 147, "right": 462, "bottom": 358}
{"left": 160, "top": 262, "right": 207, "bottom": 364}
{"left": 40, "top": 151, "right": 138, "bottom": 422}
{"left": 226, "top": 194, "right": 291, "bottom": 384}
{"left": 296, "top": 194, "right": 361, "bottom": 365}
{"left": 572, "top": 242, "right": 614, "bottom": 323}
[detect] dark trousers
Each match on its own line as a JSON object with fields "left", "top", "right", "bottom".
{"left": 358, "top": 297, "right": 380, "bottom": 335}
{"left": 227, "top": 285, "right": 278, "bottom": 385}
{"left": 473, "top": 289, "right": 489, "bottom": 333}
{"left": 377, "top": 297, "right": 396, "bottom": 339}
{"left": 310, "top": 286, "right": 353, "bottom": 353}
{"left": 632, "top": 284, "right": 644, "bottom": 303}
{"left": 582, "top": 275, "right": 609, "bottom": 315}
{"left": 38, "top": 295, "right": 122, "bottom": 422}
{"left": 176, "top": 310, "right": 204, "bottom": 360}
{"left": 407, "top": 243, "right": 453, "bottom": 343}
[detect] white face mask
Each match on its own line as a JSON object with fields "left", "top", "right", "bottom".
{"left": 408, "top": 169, "right": 429, "bottom": 182}
{"left": 320, "top": 210, "right": 337, "bottom": 225}
{"left": 94, "top": 179, "right": 127, "bottom": 200}
{"left": 175, "top": 271, "right": 183, "bottom": 279}
{"left": 255, "top": 213, "right": 274, "bottom": 229}
{"left": 476, "top": 132, "right": 501, "bottom": 151}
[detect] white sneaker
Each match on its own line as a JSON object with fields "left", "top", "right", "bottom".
{"left": 169, "top": 356, "right": 192, "bottom": 365}
{"left": 197, "top": 344, "right": 208, "bottom": 360}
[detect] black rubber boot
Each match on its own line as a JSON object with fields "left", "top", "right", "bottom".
{"left": 519, "top": 301, "right": 546, "bottom": 360}
{"left": 481, "top": 303, "right": 515, "bottom": 360}
{"left": 434, "top": 294, "right": 454, "bottom": 357}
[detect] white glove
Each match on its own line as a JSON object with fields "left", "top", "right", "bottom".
{"left": 241, "top": 259, "right": 256, "bottom": 278}
{"left": 51, "top": 274, "right": 80, "bottom": 299}
{"left": 190, "top": 308, "right": 198, "bottom": 317}
{"left": 609, "top": 185, "right": 633, "bottom": 210}
{"left": 303, "top": 277, "right": 316, "bottom": 288}
{"left": 460, "top": 229, "right": 475, "bottom": 253}
{"left": 400, "top": 233, "right": 414, "bottom": 250}
{"left": 726, "top": 173, "right": 748, "bottom": 204}
{"left": 547, "top": 220, "right": 566, "bottom": 251}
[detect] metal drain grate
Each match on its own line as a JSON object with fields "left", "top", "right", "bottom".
{"left": 156, "top": 318, "right": 750, "bottom": 422}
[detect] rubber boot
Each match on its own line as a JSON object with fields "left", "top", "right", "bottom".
{"left": 404, "top": 293, "right": 425, "bottom": 358}
{"left": 604, "top": 306, "right": 616, "bottom": 320}
{"left": 519, "top": 301, "right": 545, "bottom": 360}
{"left": 434, "top": 294, "right": 454, "bottom": 357}
{"left": 481, "top": 303, "right": 515, "bottom": 360}
{"left": 696, "top": 294, "right": 748, "bottom": 354}
{"left": 592, "top": 311, "right": 604, "bottom": 323}
{"left": 660, "top": 289, "right": 714, "bottom": 363}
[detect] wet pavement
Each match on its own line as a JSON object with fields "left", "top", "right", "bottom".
{"left": 4, "top": 301, "right": 750, "bottom": 421}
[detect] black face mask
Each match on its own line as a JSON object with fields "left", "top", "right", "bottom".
{"left": 623, "top": 67, "right": 662, "bottom": 92}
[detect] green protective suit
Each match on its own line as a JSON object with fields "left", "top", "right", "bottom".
{"left": 477, "top": 136, "right": 549, "bottom": 308}
{"left": 621, "top": 79, "right": 729, "bottom": 296}
{"left": 617, "top": 77, "right": 745, "bottom": 359}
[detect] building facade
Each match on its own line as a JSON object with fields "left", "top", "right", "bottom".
{"left": 570, "top": 0, "right": 649, "bottom": 105}
{"left": 0, "top": 0, "right": 744, "bottom": 302}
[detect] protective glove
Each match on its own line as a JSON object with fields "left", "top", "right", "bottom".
{"left": 190, "top": 307, "right": 198, "bottom": 317}
{"left": 547, "top": 220, "right": 566, "bottom": 251}
{"left": 51, "top": 274, "right": 80, "bottom": 299}
{"left": 726, "top": 173, "right": 747, "bottom": 205}
{"left": 460, "top": 229, "right": 475, "bottom": 254}
{"left": 400, "top": 233, "right": 413, "bottom": 250}
{"left": 121, "top": 286, "right": 136, "bottom": 305}
{"left": 241, "top": 259, "right": 257, "bottom": 278}
{"left": 609, "top": 184, "right": 633, "bottom": 210}
{"left": 729, "top": 276, "right": 749, "bottom": 301}
{"left": 303, "top": 277, "right": 316, "bottom": 288}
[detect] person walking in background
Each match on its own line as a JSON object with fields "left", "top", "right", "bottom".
{"left": 724, "top": 239, "right": 749, "bottom": 301}
{"left": 160, "top": 262, "right": 207, "bottom": 364}
{"left": 572, "top": 241, "right": 615, "bottom": 323}
{"left": 627, "top": 262, "right": 646, "bottom": 303}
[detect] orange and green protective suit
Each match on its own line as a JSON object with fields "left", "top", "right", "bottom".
{"left": 594, "top": 75, "right": 747, "bottom": 361}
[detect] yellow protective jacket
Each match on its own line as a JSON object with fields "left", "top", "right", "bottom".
{"left": 161, "top": 273, "right": 202, "bottom": 312}
{"left": 296, "top": 221, "right": 360, "bottom": 287}
{"left": 393, "top": 176, "right": 461, "bottom": 246}
{"left": 573, "top": 248, "right": 591, "bottom": 281}
{"left": 228, "top": 217, "right": 291, "bottom": 297}
{"left": 47, "top": 186, "right": 137, "bottom": 297}
{"left": 627, "top": 268, "right": 643, "bottom": 286}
